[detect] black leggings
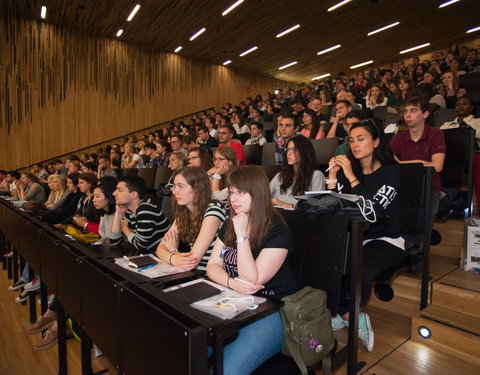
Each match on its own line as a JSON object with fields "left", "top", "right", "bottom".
{"left": 338, "top": 240, "right": 406, "bottom": 316}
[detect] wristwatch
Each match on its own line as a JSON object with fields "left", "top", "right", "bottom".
{"left": 211, "top": 173, "right": 221, "bottom": 180}
{"left": 236, "top": 236, "right": 249, "bottom": 244}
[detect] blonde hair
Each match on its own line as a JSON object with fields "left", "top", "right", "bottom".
{"left": 47, "top": 174, "right": 68, "bottom": 205}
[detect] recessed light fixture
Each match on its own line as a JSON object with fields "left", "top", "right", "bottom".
{"left": 174, "top": 46, "right": 182, "bottom": 53}
{"left": 40, "top": 6, "right": 47, "bottom": 19}
{"left": 467, "top": 26, "right": 480, "bottom": 33}
{"left": 116, "top": 29, "right": 124, "bottom": 37}
{"left": 439, "top": 0, "right": 460, "bottom": 8}
{"left": 222, "top": 0, "right": 245, "bottom": 16}
{"left": 276, "top": 24, "right": 301, "bottom": 38}
{"left": 223, "top": 60, "right": 232, "bottom": 65}
{"left": 239, "top": 46, "right": 258, "bottom": 57}
{"left": 350, "top": 60, "right": 374, "bottom": 69}
{"left": 367, "top": 21, "right": 400, "bottom": 36}
{"left": 312, "top": 73, "right": 331, "bottom": 80}
{"left": 417, "top": 326, "right": 432, "bottom": 339}
{"left": 279, "top": 61, "right": 297, "bottom": 70}
{"left": 400, "top": 43, "right": 430, "bottom": 54}
{"left": 327, "top": 0, "right": 353, "bottom": 12}
{"left": 317, "top": 44, "right": 342, "bottom": 55}
{"left": 127, "top": 4, "right": 141, "bottom": 21}
{"left": 189, "top": 28, "right": 206, "bottom": 41}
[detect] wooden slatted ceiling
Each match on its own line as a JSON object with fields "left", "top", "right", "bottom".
{"left": 9, "top": 0, "right": 480, "bottom": 82}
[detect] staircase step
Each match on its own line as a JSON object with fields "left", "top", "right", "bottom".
{"left": 389, "top": 274, "right": 421, "bottom": 302}
{"left": 420, "top": 304, "right": 480, "bottom": 336}
{"left": 367, "top": 295, "right": 420, "bottom": 318}
{"left": 438, "top": 269, "right": 480, "bottom": 293}
{"left": 432, "top": 282, "right": 480, "bottom": 318}
{"left": 411, "top": 313, "right": 480, "bottom": 363}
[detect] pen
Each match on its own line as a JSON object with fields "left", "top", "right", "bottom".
{"left": 234, "top": 277, "right": 254, "bottom": 286}
{"left": 325, "top": 165, "right": 334, "bottom": 173}
{"left": 137, "top": 264, "right": 155, "bottom": 272}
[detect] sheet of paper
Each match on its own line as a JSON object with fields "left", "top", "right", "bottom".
{"left": 114, "top": 254, "right": 185, "bottom": 278}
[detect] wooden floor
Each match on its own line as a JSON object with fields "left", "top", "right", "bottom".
{"left": 0, "top": 218, "right": 476, "bottom": 375}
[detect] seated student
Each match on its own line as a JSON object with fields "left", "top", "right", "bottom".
{"left": 97, "top": 155, "right": 118, "bottom": 179}
{"left": 156, "top": 167, "right": 227, "bottom": 271}
{"left": 365, "top": 84, "right": 388, "bottom": 110}
{"left": 327, "top": 119, "right": 405, "bottom": 352}
{"left": 151, "top": 140, "right": 172, "bottom": 168}
{"left": 300, "top": 109, "right": 325, "bottom": 139}
{"left": 270, "top": 135, "right": 325, "bottom": 208}
{"left": 142, "top": 142, "right": 157, "bottom": 167}
{"left": 68, "top": 160, "right": 81, "bottom": 175}
{"left": 63, "top": 173, "right": 100, "bottom": 229}
{"left": 16, "top": 172, "right": 46, "bottom": 203}
{"left": 42, "top": 173, "right": 82, "bottom": 225}
{"left": 81, "top": 162, "right": 97, "bottom": 174}
{"left": 218, "top": 124, "right": 246, "bottom": 166}
{"left": 121, "top": 142, "right": 144, "bottom": 169}
{"left": 188, "top": 147, "right": 213, "bottom": 171}
{"left": 168, "top": 151, "right": 189, "bottom": 183}
{"left": 44, "top": 174, "right": 70, "bottom": 211}
{"left": 196, "top": 125, "right": 219, "bottom": 148}
{"left": 0, "top": 169, "right": 9, "bottom": 194}
{"left": 247, "top": 108, "right": 264, "bottom": 126}
{"left": 439, "top": 71, "right": 467, "bottom": 109}
{"left": 334, "top": 111, "right": 365, "bottom": 156}
{"left": 109, "top": 147, "right": 122, "bottom": 168}
{"left": 208, "top": 146, "right": 238, "bottom": 202}
{"left": 111, "top": 175, "right": 169, "bottom": 253}
{"left": 245, "top": 121, "right": 267, "bottom": 146}
{"left": 206, "top": 165, "right": 298, "bottom": 374}
{"left": 414, "top": 83, "right": 446, "bottom": 117}
{"left": 326, "top": 100, "right": 353, "bottom": 139}
{"left": 232, "top": 112, "right": 250, "bottom": 134}
{"left": 30, "top": 163, "right": 49, "bottom": 183}
{"left": 275, "top": 114, "right": 302, "bottom": 165}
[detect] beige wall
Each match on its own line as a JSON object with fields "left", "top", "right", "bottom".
{"left": 0, "top": 14, "right": 289, "bottom": 171}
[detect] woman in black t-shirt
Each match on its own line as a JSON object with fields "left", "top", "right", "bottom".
{"left": 326, "top": 119, "right": 406, "bottom": 353}
{"left": 207, "top": 166, "right": 297, "bottom": 375}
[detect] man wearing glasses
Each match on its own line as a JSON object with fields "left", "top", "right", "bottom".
{"left": 218, "top": 124, "right": 246, "bottom": 165}
{"left": 390, "top": 97, "right": 446, "bottom": 215}
{"left": 170, "top": 134, "right": 188, "bottom": 156}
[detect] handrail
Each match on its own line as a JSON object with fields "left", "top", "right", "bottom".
{"left": 20, "top": 107, "right": 213, "bottom": 171}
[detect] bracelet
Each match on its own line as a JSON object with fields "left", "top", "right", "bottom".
{"left": 349, "top": 179, "right": 358, "bottom": 185}
{"left": 326, "top": 178, "right": 337, "bottom": 185}
{"left": 226, "top": 275, "right": 231, "bottom": 288}
{"left": 168, "top": 248, "right": 178, "bottom": 253}
{"left": 169, "top": 253, "right": 176, "bottom": 265}
{"left": 236, "top": 236, "right": 249, "bottom": 244}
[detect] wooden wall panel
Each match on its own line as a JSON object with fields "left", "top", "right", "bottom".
{"left": 0, "top": 12, "right": 289, "bottom": 170}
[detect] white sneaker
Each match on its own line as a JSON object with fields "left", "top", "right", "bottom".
{"left": 358, "top": 312, "right": 374, "bottom": 352}
{"left": 24, "top": 276, "right": 40, "bottom": 292}
{"left": 331, "top": 313, "right": 349, "bottom": 330}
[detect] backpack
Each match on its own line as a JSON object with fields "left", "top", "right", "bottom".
{"left": 280, "top": 286, "right": 335, "bottom": 375}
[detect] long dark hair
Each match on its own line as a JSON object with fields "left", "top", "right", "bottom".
{"left": 346, "top": 119, "right": 395, "bottom": 179}
{"left": 302, "top": 108, "right": 321, "bottom": 139}
{"left": 279, "top": 135, "right": 316, "bottom": 196}
{"left": 224, "top": 166, "right": 282, "bottom": 249}
{"left": 94, "top": 183, "right": 117, "bottom": 214}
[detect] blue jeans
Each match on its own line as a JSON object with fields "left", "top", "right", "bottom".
{"left": 20, "top": 263, "right": 29, "bottom": 282}
{"left": 221, "top": 312, "right": 283, "bottom": 375}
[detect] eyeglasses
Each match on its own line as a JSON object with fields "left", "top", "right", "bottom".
{"left": 228, "top": 189, "right": 247, "bottom": 197}
{"left": 167, "top": 183, "right": 187, "bottom": 192}
{"left": 285, "top": 147, "right": 298, "bottom": 153}
{"left": 189, "top": 156, "right": 199, "bottom": 160}
{"left": 399, "top": 108, "right": 420, "bottom": 115}
{"left": 213, "top": 157, "right": 228, "bottom": 162}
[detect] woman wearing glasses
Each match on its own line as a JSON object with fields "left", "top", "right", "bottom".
{"left": 326, "top": 119, "right": 404, "bottom": 353}
{"left": 156, "top": 167, "right": 226, "bottom": 271}
{"left": 207, "top": 146, "right": 238, "bottom": 201}
{"left": 206, "top": 166, "right": 297, "bottom": 374}
{"left": 188, "top": 147, "right": 213, "bottom": 171}
{"left": 270, "top": 135, "right": 325, "bottom": 208}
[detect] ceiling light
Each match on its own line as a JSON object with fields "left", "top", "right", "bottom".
{"left": 223, "top": 60, "right": 232, "bottom": 65}
{"left": 189, "top": 28, "right": 206, "bottom": 41}
{"left": 116, "top": 29, "right": 123, "bottom": 37}
{"left": 40, "top": 6, "right": 47, "bottom": 19}
{"left": 367, "top": 21, "right": 400, "bottom": 36}
{"left": 350, "top": 60, "right": 374, "bottom": 69}
{"left": 279, "top": 61, "right": 297, "bottom": 70}
{"left": 222, "top": 0, "right": 245, "bottom": 16}
{"left": 467, "top": 26, "right": 480, "bottom": 33}
{"left": 239, "top": 46, "right": 258, "bottom": 57}
{"left": 317, "top": 44, "right": 341, "bottom": 55}
{"left": 276, "top": 24, "right": 301, "bottom": 38}
{"left": 174, "top": 46, "right": 182, "bottom": 53}
{"left": 400, "top": 43, "right": 430, "bottom": 54}
{"left": 439, "top": 0, "right": 460, "bottom": 8}
{"left": 127, "top": 4, "right": 141, "bottom": 21}
{"left": 327, "top": 0, "right": 353, "bottom": 12}
{"left": 312, "top": 73, "right": 331, "bottom": 80}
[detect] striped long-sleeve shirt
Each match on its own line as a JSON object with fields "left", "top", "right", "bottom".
{"left": 110, "top": 199, "right": 170, "bottom": 253}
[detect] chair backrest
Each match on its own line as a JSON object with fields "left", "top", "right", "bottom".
{"left": 260, "top": 165, "right": 282, "bottom": 181}
{"left": 262, "top": 121, "right": 275, "bottom": 132}
{"left": 441, "top": 127, "right": 475, "bottom": 215}
{"left": 434, "top": 108, "right": 456, "bottom": 127}
{"left": 153, "top": 167, "right": 173, "bottom": 189}
{"left": 261, "top": 142, "right": 276, "bottom": 165}
{"left": 161, "top": 195, "right": 173, "bottom": 223}
{"left": 137, "top": 168, "right": 156, "bottom": 189}
{"left": 310, "top": 138, "right": 339, "bottom": 166}
{"left": 383, "top": 113, "right": 401, "bottom": 127}
{"left": 238, "top": 133, "right": 250, "bottom": 145}
{"left": 373, "top": 106, "right": 388, "bottom": 120}
{"left": 121, "top": 168, "right": 138, "bottom": 177}
{"left": 263, "top": 122, "right": 276, "bottom": 142}
{"left": 244, "top": 144, "right": 262, "bottom": 165}
{"left": 459, "top": 72, "right": 480, "bottom": 92}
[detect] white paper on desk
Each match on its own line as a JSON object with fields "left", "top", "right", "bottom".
{"left": 164, "top": 278, "right": 266, "bottom": 320}
{"left": 114, "top": 254, "right": 185, "bottom": 278}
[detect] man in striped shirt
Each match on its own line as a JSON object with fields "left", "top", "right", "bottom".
{"left": 111, "top": 175, "right": 169, "bottom": 253}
